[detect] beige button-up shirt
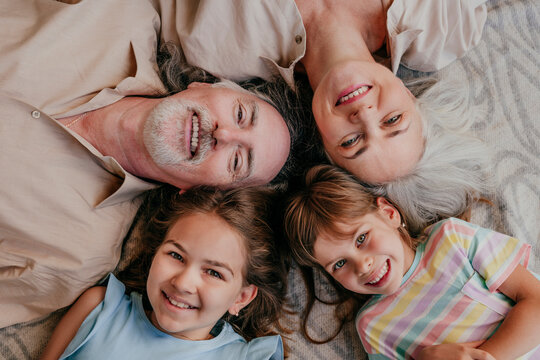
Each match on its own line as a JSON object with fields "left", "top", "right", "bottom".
{"left": 0, "top": 0, "right": 163, "bottom": 326}
{"left": 0, "top": 96, "right": 156, "bottom": 327}
{"left": 170, "top": 0, "right": 487, "bottom": 88}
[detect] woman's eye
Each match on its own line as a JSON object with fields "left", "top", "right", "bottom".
{"left": 340, "top": 135, "right": 360, "bottom": 148}
{"left": 333, "top": 259, "right": 346, "bottom": 271}
{"left": 207, "top": 269, "right": 223, "bottom": 279}
{"left": 384, "top": 114, "right": 401, "bottom": 125}
{"left": 169, "top": 252, "right": 183, "bottom": 262}
{"left": 356, "top": 233, "right": 367, "bottom": 247}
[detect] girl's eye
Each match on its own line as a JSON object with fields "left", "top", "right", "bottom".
{"left": 206, "top": 269, "right": 223, "bottom": 279}
{"left": 356, "top": 233, "right": 367, "bottom": 247}
{"left": 340, "top": 135, "right": 360, "bottom": 148}
{"left": 384, "top": 114, "right": 401, "bottom": 125}
{"left": 169, "top": 252, "right": 183, "bottom": 262}
{"left": 333, "top": 259, "right": 346, "bottom": 271}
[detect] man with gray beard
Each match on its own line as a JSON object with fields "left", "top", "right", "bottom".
{"left": 0, "top": 48, "right": 298, "bottom": 328}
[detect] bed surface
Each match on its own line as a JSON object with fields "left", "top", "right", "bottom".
{"left": 1, "top": 0, "right": 538, "bottom": 358}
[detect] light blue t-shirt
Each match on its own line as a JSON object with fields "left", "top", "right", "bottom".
{"left": 61, "top": 274, "right": 283, "bottom": 360}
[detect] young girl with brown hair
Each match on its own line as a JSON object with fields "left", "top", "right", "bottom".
{"left": 284, "top": 164, "right": 540, "bottom": 360}
{"left": 41, "top": 186, "right": 286, "bottom": 360}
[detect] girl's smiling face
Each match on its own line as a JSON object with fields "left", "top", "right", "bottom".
{"left": 313, "top": 199, "right": 415, "bottom": 296}
{"left": 146, "top": 212, "right": 257, "bottom": 340}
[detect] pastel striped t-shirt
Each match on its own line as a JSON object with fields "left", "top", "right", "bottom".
{"left": 356, "top": 218, "right": 538, "bottom": 359}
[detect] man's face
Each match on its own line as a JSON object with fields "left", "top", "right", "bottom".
{"left": 143, "top": 83, "right": 291, "bottom": 189}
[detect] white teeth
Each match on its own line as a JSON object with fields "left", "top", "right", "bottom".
{"left": 368, "top": 261, "right": 388, "bottom": 284}
{"left": 167, "top": 295, "right": 194, "bottom": 309}
{"left": 338, "top": 85, "right": 369, "bottom": 104}
{"left": 190, "top": 114, "right": 199, "bottom": 154}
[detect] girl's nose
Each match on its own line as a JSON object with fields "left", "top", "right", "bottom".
{"left": 171, "top": 268, "right": 197, "bottom": 294}
{"left": 357, "top": 255, "right": 373, "bottom": 275}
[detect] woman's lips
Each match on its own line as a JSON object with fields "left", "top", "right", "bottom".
{"left": 336, "top": 84, "right": 371, "bottom": 106}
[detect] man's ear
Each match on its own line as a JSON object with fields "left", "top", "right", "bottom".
{"left": 376, "top": 197, "right": 401, "bottom": 227}
{"left": 187, "top": 82, "right": 212, "bottom": 89}
{"left": 228, "top": 285, "right": 258, "bottom": 316}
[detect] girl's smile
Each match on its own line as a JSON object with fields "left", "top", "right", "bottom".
{"left": 365, "top": 258, "right": 391, "bottom": 287}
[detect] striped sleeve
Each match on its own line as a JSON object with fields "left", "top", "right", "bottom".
{"left": 449, "top": 218, "right": 531, "bottom": 292}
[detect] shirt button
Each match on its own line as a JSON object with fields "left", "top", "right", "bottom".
{"left": 295, "top": 35, "right": 303, "bottom": 44}
{"left": 31, "top": 110, "right": 41, "bottom": 119}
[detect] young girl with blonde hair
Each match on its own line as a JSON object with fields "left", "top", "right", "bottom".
{"left": 284, "top": 164, "right": 540, "bottom": 360}
{"left": 41, "top": 186, "right": 286, "bottom": 360}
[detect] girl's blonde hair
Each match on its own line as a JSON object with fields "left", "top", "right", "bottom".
{"left": 118, "top": 185, "right": 287, "bottom": 342}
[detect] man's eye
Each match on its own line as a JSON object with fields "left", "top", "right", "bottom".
{"left": 233, "top": 153, "right": 239, "bottom": 171}
{"left": 384, "top": 114, "right": 401, "bottom": 125}
{"left": 333, "top": 259, "right": 346, "bottom": 271}
{"left": 207, "top": 269, "right": 223, "bottom": 279}
{"left": 356, "top": 233, "right": 366, "bottom": 246}
{"left": 340, "top": 135, "right": 360, "bottom": 148}
{"left": 237, "top": 105, "right": 244, "bottom": 124}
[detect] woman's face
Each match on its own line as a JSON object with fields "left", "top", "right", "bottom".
{"left": 312, "top": 60, "right": 424, "bottom": 184}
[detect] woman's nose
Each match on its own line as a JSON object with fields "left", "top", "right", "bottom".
{"left": 349, "top": 104, "right": 374, "bottom": 124}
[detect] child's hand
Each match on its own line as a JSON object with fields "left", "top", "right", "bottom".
{"left": 416, "top": 341, "right": 495, "bottom": 360}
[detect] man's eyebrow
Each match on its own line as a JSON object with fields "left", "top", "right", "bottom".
{"left": 163, "top": 239, "right": 235, "bottom": 277}
{"left": 250, "top": 101, "right": 258, "bottom": 127}
{"left": 246, "top": 102, "right": 257, "bottom": 178}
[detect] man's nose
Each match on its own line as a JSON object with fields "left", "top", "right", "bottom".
{"left": 213, "top": 126, "right": 245, "bottom": 147}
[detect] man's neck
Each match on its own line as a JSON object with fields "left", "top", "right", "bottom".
{"left": 64, "top": 97, "right": 159, "bottom": 180}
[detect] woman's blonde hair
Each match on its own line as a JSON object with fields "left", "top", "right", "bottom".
{"left": 369, "top": 78, "right": 492, "bottom": 235}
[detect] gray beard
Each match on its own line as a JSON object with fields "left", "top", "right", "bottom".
{"left": 143, "top": 98, "right": 212, "bottom": 166}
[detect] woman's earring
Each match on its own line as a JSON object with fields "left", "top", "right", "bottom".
{"left": 401, "top": 222, "right": 406, "bottom": 228}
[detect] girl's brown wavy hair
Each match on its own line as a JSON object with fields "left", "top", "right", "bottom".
{"left": 118, "top": 185, "right": 288, "bottom": 342}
